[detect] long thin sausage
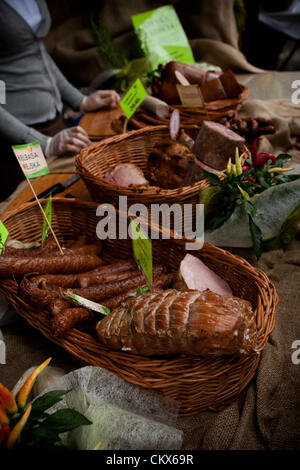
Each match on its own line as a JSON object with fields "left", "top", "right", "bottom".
{"left": 72, "top": 265, "right": 167, "bottom": 302}
{"left": 0, "top": 254, "right": 102, "bottom": 278}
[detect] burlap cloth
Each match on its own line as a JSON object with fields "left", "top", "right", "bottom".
{"left": 1, "top": 0, "right": 300, "bottom": 450}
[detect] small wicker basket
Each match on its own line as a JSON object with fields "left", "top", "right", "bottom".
{"left": 0, "top": 198, "right": 277, "bottom": 416}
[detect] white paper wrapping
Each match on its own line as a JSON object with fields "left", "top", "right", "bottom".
{"left": 33, "top": 366, "right": 183, "bottom": 450}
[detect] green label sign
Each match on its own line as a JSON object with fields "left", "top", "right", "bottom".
{"left": 132, "top": 5, "right": 195, "bottom": 69}
{"left": 120, "top": 78, "right": 147, "bottom": 119}
{"left": 42, "top": 195, "right": 52, "bottom": 243}
{"left": 130, "top": 217, "right": 152, "bottom": 286}
{"left": 12, "top": 141, "right": 49, "bottom": 179}
{"left": 0, "top": 221, "right": 9, "bottom": 255}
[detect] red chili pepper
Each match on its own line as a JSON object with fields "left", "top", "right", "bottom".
{"left": 251, "top": 138, "right": 259, "bottom": 166}
{"left": 242, "top": 165, "right": 253, "bottom": 171}
{"left": 245, "top": 177, "right": 254, "bottom": 183}
{"left": 256, "top": 152, "right": 277, "bottom": 166}
{"left": 251, "top": 138, "right": 276, "bottom": 167}
{"left": 0, "top": 425, "right": 10, "bottom": 447}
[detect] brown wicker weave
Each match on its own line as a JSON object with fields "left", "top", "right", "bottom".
{"left": 0, "top": 198, "right": 277, "bottom": 415}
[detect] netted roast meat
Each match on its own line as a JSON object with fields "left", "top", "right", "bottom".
{"left": 96, "top": 288, "right": 257, "bottom": 356}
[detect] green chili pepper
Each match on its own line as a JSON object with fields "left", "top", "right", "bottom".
{"left": 226, "top": 158, "right": 232, "bottom": 176}
{"left": 235, "top": 147, "right": 243, "bottom": 175}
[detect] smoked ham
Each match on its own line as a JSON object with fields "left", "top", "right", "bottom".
{"left": 96, "top": 288, "right": 257, "bottom": 356}
{"left": 104, "top": 164, "right": 148, "bottom": 187}
{"left": 174, "top": 254, "right": 232, "bottom": 296}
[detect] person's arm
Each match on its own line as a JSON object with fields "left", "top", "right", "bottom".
{"left": 46, "top": 50, "right": 120, "bottom": 112}
{"left": 46, "top": 52, "right": 85, "bottom": 110}
{"left": 0, "top": 105, "right": 49, "bottom": 149}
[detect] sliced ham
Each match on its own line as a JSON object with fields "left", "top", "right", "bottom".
{"left": 175, "top": 254, "right": 232, "bottom": 296}
{"left": 104, "top": 164, "right": 148, "bottom": 187}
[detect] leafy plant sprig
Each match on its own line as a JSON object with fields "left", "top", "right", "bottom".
{"left": 0, "top": 358, "right": 92, "bottom": 449}
{"left": 201, "top": 139, "right": 299, "bottom": 259}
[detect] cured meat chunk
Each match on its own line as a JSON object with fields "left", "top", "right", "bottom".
{"left": 174, "top": 254, "right": 232, "bottom": 296}
{"left": 192, "top": 121, "right": 245, "bottom": 170}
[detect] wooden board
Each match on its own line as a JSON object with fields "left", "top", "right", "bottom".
{"left": 2, "top": 173, "right": 91, "bottom": 217}
{"left": 79, "top": 106, "right": 122, "bottom": 140}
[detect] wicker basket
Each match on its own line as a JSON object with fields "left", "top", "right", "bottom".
{"left": 75, "top": 125, "right": 249, "bottom": 235}
{"left": 0, "top": 198, "right": 277, "bottom": 415}
{"left": 76, "top": 124, "right": 246, "bottom": 208}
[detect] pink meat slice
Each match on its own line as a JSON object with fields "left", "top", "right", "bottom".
{"left": 179, "top": 254, "right": 232, "bottom": 296}
{"left": 104, "top": 164, "right": 148, "bottom": 187}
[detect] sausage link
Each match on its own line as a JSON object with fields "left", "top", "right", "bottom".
{"left": 50, "top": 307, "right": 92, "bottom": 337}
{"left": 0, "top": 254, "right": 102, "bottom": 278}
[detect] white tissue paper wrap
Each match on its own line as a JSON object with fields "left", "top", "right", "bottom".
{"left": 32, "top": 366, "right": 183, "bottom": 450}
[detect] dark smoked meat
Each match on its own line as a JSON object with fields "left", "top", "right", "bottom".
{"left": 146, "top": 142, "right": 204, "bottom": 189}
{"left": 192, "top": 120, "right": 246, "bottom": 170}
{"left": 96, "top": 288, "right": 257, "bottom": 357}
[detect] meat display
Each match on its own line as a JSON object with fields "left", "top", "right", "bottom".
{"left": 95, "top": 288, "right": 257, "bottom": 356}
{"left": 151, "top": 61, "right": 244, "bottom": 105}
{"left": 192, "top": 120, "right": 246, "bottom": 170}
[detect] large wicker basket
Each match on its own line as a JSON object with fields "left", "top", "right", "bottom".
{"left": 0, "top": 198, "right": 277, "bottom": 416}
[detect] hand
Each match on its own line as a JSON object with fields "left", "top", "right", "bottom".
{"left": 80, "top": 90, "right": 120, "bottom": 112}
{"left": 45, "top": 126, "right": 91, "bottom": 157}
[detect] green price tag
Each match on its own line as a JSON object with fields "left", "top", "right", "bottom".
{"left": 0, "top": 221, "right": 9, "bottom": 255}
{"left": 130, "top": 217, "right": 152, "bottom": 286}
{"left": 12, "top": 141, "right": 49, "bottom": 179}
{"left": 132, "top": 5, "right": 195, "bottom": 69}
{"left": 120, "top": 78, "right": 147, "bottom": 120}
{"left": 42, "top": 195, "right": 52, "bottom": 243}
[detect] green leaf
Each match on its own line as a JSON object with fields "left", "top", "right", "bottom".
{"left": 32, "top": 390, "right": 71, "bottom": 413}
{"left": 274, "top": 153, "right": 292, "bottom": 168}
{"left": 257, "top": 174, "right": 270, "bottom": 189}
{"left": 199, "top": 186, "right": 220, "bottom": 206}
{"left": 27, "top": 410, "right": 50, "bottom": 423}
{"left": 203, "top": 170, "right": 222, "bottom": 186}
{"left": 242, "top": 200, "right": 258, "bottom": 219}
{"left": 42, "top": 409, "right": 92, "bottom": 434}
{"left": 248, "top": 215, "right": 263, "bottom": 260}
{"left": 30, "top": 426, "right": 61, "bottom": 444}
{"left": 276, "top": 174, "right": 300, "bottom": 184}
